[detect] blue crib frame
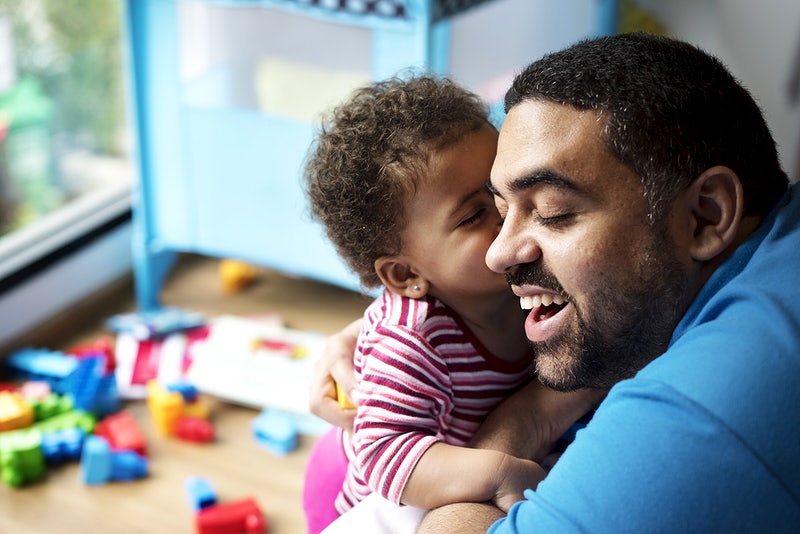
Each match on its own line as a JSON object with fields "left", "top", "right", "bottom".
{"left": 122, "top": 0, "right": 617, "bottom": 310}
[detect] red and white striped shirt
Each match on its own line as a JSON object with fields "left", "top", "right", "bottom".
{"left": 335, "top": 289, "right": 535, "bottom": 513}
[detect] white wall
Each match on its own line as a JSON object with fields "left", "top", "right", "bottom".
{"left": 448, "top": 0, "right": 605, "bottom": 102}
{"left": 637, "top": 0, "right": 800, "bottom": 182}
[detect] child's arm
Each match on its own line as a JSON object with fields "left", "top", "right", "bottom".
{"left": 401, "top": 443, "right": 546, "bottom": 512}
{"left": 469, "top": 380, "right": 606, "bottom": 461}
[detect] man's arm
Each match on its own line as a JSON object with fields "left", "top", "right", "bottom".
{"left": 418, "top": 502, "right": 504, "bottom": 534}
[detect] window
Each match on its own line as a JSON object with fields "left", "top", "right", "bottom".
{"left": 0, "top": 0, "right": 132, "bottom": 344}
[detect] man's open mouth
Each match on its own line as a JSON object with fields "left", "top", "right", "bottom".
{"left": 520, "top": 294, "right": 569, "bottom": 322}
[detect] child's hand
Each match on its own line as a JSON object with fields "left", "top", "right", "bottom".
{"left": 493, "top": 455, "right": 547, "bottom": 512}
{"left": 308, "top": 319, "right": 362, "bottom": 432}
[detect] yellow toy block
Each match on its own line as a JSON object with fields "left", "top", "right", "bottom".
{"left": 183, "top": 399, "right": 210, "bottom": 421}
{"left": 219, "top": 259, "right": 258, "bottom": 295}
{"left": 335, "top": 383, "right": 356, "bottom": 410}
{"left": 146, "top": 380, "right": 184, "bottom": 436}
{"left": 0, "top": 391, "right": 34, "bottom": 431}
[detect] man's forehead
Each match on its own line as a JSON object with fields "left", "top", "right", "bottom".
{"left": 492, "top": 102, "right": 607, "bottom": 183}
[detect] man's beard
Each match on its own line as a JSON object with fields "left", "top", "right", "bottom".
{"left": 507, "top": 232, "right": 691, "bottom": 391}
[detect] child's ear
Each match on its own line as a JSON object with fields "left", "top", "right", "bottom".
{"left": 686, "top": 165, "right": 743, "bottom": 262}
{"left": 374, "top": 256, "right": 429, "bottom": 299}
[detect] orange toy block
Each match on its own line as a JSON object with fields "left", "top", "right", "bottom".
{"left": 0, "top": 391, "right": 34, "bottom": 431}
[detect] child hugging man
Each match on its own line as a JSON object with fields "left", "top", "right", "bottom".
{"left": 302, "top": 74, "right": 544, "bottom": 532}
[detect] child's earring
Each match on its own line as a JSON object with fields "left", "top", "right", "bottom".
{"left": 413, "top": 284, "right": 420, "bottom": 292}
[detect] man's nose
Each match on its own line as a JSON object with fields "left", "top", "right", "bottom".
{"left": 485, "top": 214, "right": 542, "bottom": 274}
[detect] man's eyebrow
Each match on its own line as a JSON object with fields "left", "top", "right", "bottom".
{"left": 489, "top": 169, "right": 578, "bottom": 197}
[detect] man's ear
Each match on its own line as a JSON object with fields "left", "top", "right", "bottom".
{"left": 687, "top": 165, "right": 743, "bottom": 262}
{"left": 374, "top": 256, "right": 428, "bottom": 299}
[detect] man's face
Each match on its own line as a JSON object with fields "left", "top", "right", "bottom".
{"left": 486, "top": 100, "right": 692, "bottom": 391}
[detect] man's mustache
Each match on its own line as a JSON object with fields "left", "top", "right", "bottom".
{"left": 505, "top": 263, "right": 565, "bottom": 294}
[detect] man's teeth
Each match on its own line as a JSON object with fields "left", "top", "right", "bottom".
{"left": 520, "top": 294, "right": 565, "bottom": 310}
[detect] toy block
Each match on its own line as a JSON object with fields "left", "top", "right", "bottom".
{"left": 69, "top": 336, "right": 117, "bottom": 373}
{"left": 195, "top": 497, "right": 267, "bottom": 534}
{"left": 167, "top": 381, "right": 199, "bottom": 403}
{"left": 6, "top": 348, "right": 118, "bottom": 417}
{"left": 0, "top": 391, "right": 34, "bottom": 431}
{"left": 219, "top": 259, "right": 258, "bottom": 295}
{"left": 106, "top": 307, "right": 206, "bottom": 340}
{"left": 251, "top": 409, "right": 297, "bottom": 456}
{"left": 6, "top": 348, "right": 77, "bottom": 392}
{"left": 185, "top": 475, "right": 217, "bottom": 511}
{"left": 41, "top": 427, "right": 85, "bottom": 464}
{"left": 0, "top": 431, "right": 46, "bottom": 487}
{"left": 67, "top": 356, "right": 105, "bottom": 412}
{"left": 183, "top": 399, "right": 211, "bottom": 421}
{"left": 91, "top": 374, "right": 121, "bottom": 417}
{"left": 35, "top": 409, "right": 96, "bottom": 435}
{"left": 81, "top": 435, "right": 148, "bottom": 485}
{"left": 27, "top": 392, "right": 73, "bottom": 422}
{"left": 94, "top": 411, "right": 147, "bottom": 456}
{"left": 335, "top": 382, "right": 356, "bottom": 409}
{"left": 175, "top": 416, "right": 215, "bottom": 443}
{"left": 146, "top": 380, "right": 185, "bottom": 436}
{"left": 19, "top": 381, "right": 51, "bottom": 401}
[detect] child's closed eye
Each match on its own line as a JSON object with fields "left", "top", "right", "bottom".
{"left": 458, "top": 207, "right": 487, "bottom": 227}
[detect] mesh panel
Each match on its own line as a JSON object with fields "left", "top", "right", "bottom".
{"left": 290, "top": 0, "right": 407, "bottom": 19}
{"left": 286, "top": 0, "right": 495, "bottom": 22}
{"left": 432, "top": 0, "right": 494, "bottom": 21}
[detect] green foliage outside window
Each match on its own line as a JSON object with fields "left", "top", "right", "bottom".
{"left": 0, "top": 0, "right": 125, "bottom": 234}
{"left": 0, "top": 0, "right": 124, "bottom": 155}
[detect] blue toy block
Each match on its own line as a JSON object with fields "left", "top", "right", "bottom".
{"left": 7, "top": 349, "right": 119, "bottom": 418}
{"left": 251, "top": 409, "right": 298, "bottom": 456}
{"left": 105, "top": 307, "right": 206, "bottom": 339}
{"left": 185, "top": 475, "right": 217, "bottom": 511}
{"left": 167, "top": 381, "right": 199, "bottom": 403}
{"left": 41, "top": 427, "right": 85, "bottom": 464}
{"left": 91, "top": 374, "right": 121, "bottom": 417}
{"left": 6, "top": 348, "right": 78, "bottom": 394}
{"left": 67, "top": 356, "right": 104, "bottom": 412}
{"left": 81, "top": 435, "right": 148, "bottom": 485}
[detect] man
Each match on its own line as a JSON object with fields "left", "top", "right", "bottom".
{"left": 312, "top": 32, "right": 800, "bottom": 532}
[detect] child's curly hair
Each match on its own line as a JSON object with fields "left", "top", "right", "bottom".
{"left": 304, "top": 74, "right": 490, "bottom": 289}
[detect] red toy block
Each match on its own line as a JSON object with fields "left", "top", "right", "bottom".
{"left": 69, "top": 336, "right": 117, "bottom": 373}
{"left": 175, "top": 416, "right": 214, "bottom": 443}
{"left": 195, "top": 497, "right": 266, "bottom": 534}
{"left": 94, "top": 411, "right": 148, "bottom": 456}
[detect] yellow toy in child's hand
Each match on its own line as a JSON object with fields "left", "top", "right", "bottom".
{"left": 336, "top": 382, "right": 356, "bottom": 409}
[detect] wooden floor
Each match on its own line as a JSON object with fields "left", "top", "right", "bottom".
{"left": 0, "top": 254, "right": 371, "bottom": 533}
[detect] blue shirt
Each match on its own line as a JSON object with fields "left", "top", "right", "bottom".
{"left": 489, "top": 184, "right": 800, "bottom": 533}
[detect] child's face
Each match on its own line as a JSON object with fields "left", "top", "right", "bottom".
{"left": 400, "top": 123, "right": 510, "bottom": 303}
